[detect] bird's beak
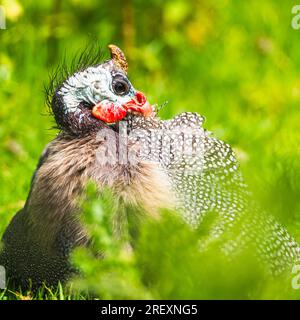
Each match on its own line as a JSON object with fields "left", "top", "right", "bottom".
{"left": 122, "top": 91, "right": 153, "bottom": 118}
{"left": 92, "top": 91, "right": 153, "bottom": 124}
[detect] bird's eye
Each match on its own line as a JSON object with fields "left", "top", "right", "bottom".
{"left": 93, "top": 81, "right": 101, "bottom": 90}
{"left": 112, "top": 77, "right": 130, "bottom": 96}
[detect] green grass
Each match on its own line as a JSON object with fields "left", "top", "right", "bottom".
{"left": 0, "top": 0, "right": 300, "bottom": 299}
{"left": 0, "top": 282, "right": 87, "bottom": 300}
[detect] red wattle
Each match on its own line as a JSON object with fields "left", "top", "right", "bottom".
{"left": 91, "top": 91, "right": 153, "bottom": 123}
{"left": 92, "top": 102, "right": 127, "bottom": 123}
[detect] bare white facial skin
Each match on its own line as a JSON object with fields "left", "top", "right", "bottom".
{"left": 58, "top": 62, "right": 135, "bottom": 116}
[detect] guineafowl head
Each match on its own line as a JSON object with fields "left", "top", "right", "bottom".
{"left": 48, "top": 44, "right": 153, "bottom": 136}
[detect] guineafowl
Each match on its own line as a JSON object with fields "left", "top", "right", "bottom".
{"left": 0, "top": 44, "right": 299, "bottom": 288}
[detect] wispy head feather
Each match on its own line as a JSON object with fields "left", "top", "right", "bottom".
{"left": 44, "top": 41, "right": 107, "bottom": 113}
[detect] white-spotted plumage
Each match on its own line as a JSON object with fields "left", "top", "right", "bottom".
{"left": 126, "top": 112, "right": 300, "bottom": 274}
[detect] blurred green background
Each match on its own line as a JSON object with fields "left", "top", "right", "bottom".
{"left": 0, "top": 0, "right": 300, "bottom": 299}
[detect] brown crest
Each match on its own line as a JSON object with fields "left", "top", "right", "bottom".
{"left": 108, "top": 44, "right": 128, "bottom": 74}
